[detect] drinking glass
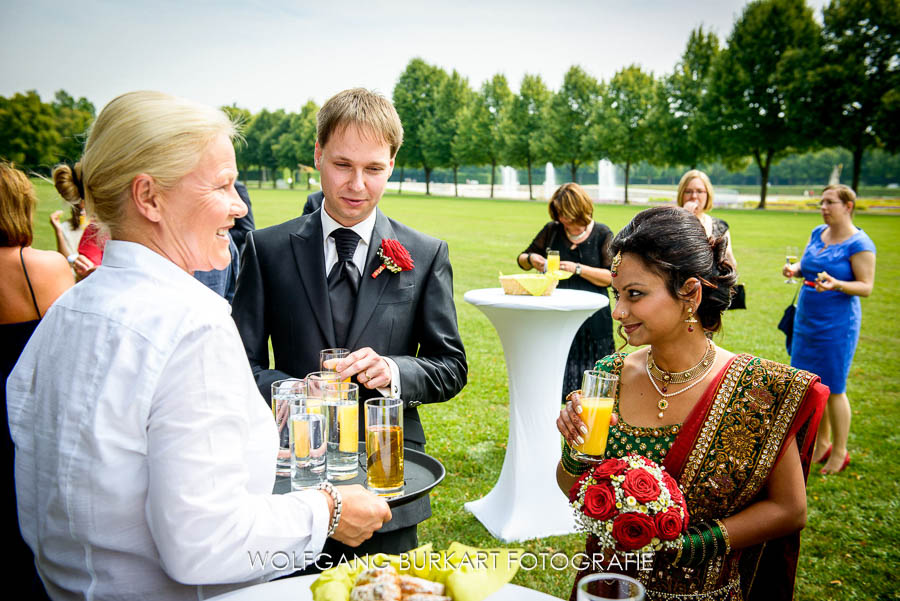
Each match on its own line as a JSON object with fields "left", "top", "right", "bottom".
{"left": 576, "top": 573, "right": 645, "bottom": 600}
{"left": 305, "top": 371, "right": 339, "bottom": 410}
{"left": 271, "top": 378, "right": 305, "bottom": 477}
{"left": 290, "top": 400, "right": 326, "bottom": 490}
{"left": 785, "top": 246, "right": 799, "bottom": 284}
{"left": 572, "top": 370, "right": 618, "bottom": 463}
{"left": 320, "top": 347, "right": 350, "bottom": 374}
{"left": 365, "top": 397, "right": 404, "bottom": 497}
{"left": 323, "top": 381, "right": 359, "bottom": 481}
{"left": 546, "top": 250, "right": 561, "bottom": 274}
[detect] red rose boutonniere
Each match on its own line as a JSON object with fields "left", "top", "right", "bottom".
{"left": 371, "top": 238, "right": 415, "bottom": 279}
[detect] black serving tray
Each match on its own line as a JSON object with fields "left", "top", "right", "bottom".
{"left": 273, "top": 442, "right": 445, "bottom": 508}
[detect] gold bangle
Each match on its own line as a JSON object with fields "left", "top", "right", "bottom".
{"left": 714, "top": 519, "right": 732, "bottom": 555}
{"left": 566, "top": 389, "right": 582, "bottom": 402}
{"left": 671, "top": 536, "right": 684, "bottom": 565}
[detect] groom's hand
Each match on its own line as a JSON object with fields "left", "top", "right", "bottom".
{"left": 335, "top": 347, "right": 392, "bottom": 390}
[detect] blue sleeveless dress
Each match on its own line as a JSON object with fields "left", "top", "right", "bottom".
{"left": 791, "top": 225, "right": 876, "bottom": 394}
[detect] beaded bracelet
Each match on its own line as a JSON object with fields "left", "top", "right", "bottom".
{"left": 561, "top": 441, "right": 590, "bottom": 476}
{"left": 317, "top": 481, "right": 342, "bottom": 537}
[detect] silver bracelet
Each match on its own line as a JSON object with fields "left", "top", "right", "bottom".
{"left": 317, "top": 481, "right": 342, "bottom": 537}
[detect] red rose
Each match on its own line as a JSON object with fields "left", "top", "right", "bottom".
{"left": 654, "top": 509, "right": 684, "bottom": 540}
{"left": 592, "top": 458, "right": 628, "bottom": 480}
{"left": 582, "top": 482, "right": 617, "bottom": 521}
{"left": 569, "top": 472, "right": 590, "bottom": 503}
{"left": 622, "top": 468, "right": 661, "bottom": 503}
{"left": 612, "top": 512, "right": 657, "bottom": 550}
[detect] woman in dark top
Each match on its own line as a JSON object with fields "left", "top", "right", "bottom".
{"left": 517, "top": 183, "right": 615, "bottom": 401}
{"left": 0, "top": 162, "right": 73, "bottom": 600}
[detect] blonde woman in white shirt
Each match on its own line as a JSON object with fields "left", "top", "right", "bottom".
{"left": 7, "top": 91, "right": 390, "bottom": 601}
{"left": 677, "top": 169, "right": 738, "bottom": 271}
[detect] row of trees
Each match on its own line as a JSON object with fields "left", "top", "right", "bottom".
{"left": 0, "top": 90, "right": 95, "bottom": 170}
{"left": 2, "top": 0, "right": 896, "bottom": 208}
{"left": 390, "top": 0, "right": 899, "bottom": 207}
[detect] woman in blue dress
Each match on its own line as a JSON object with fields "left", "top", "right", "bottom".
{"left": 783, "top": 184, "right": 876, "bottom": 474}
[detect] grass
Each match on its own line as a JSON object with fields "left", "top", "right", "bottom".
{"left": 29, "top": 181, "right": 900, "bottom": 600}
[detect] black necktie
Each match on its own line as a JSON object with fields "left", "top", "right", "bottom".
{"left": 328, "top": 228, "right": 361, "bottom": 347}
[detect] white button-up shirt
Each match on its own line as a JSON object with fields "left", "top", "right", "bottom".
{"left": 320, "top": 207, "right": 400, "bottom": 397}
{"left": 7, "top": 241, "right": 329, "bottom": 600}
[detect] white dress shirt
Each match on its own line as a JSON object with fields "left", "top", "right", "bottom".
{"left": 7, "top": 241, "right": 329, "bottom": 601}
{"left": 320, "top": 207, "right": 400, "bottom": 397}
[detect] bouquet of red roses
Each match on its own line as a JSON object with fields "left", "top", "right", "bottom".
{"left": 569, "top": 454, "right": 689, "bottom": 554}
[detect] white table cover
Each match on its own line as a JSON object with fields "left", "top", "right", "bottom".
{"left": 462, "top": 288, "right": 609, "bottom": 542}
{"left": 209, "top": 574, "right": 561, "bottom": 600}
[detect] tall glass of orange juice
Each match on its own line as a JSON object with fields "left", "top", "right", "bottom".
{"left": 546, "top": 250, "right": 560, "bottom": 274}
{"left": 573, "top": 370, "right": 617, "bottom": 463}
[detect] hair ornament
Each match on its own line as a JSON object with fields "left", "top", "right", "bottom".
{"left": 611, "top": 251, "right": 622, "bottom": 277}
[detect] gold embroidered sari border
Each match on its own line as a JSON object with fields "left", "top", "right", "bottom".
{"left": 733, "top": 366, "right": 814, "bottom": 508}
{"left": 679, "top": 354, "right": 753, "bottom": 489}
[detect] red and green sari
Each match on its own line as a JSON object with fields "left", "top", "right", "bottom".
{"left": 572, "top": 352, "right": 828, "bottom": 600}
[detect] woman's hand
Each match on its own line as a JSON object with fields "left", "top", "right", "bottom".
{"left": 529, "top": 253, "right": 547, "bottom": 272}
{"left": 559, "top": 260, "right": 577, "bottom": 273}
{"left": 814, "top": 271, "right": 841, "bottom": 293}
{"left": 557, "top": 391, "right": 618, "bottom": 447}
{"left": 782, "top": 263, "right": 799, "bottom": 279}
{"left": 50, "top": 210, "right": 64, "bottom": 229}
{"left": 331, "top": 485, "right": 392, "bottom": 547}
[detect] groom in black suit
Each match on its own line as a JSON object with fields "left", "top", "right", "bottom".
{"left": 232, "top": 88, "right": 467, "bottom": 559}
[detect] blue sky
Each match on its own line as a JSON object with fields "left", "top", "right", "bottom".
{"left": 2, "top": 0, "right": 830, "bottom": 112}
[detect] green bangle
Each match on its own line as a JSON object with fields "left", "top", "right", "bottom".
{"left": 561, "top": 441, "right": 590, "bottom": 476}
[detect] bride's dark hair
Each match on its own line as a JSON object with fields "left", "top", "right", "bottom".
{"left": 610, "top": 206, "right": 737, "bottom": 332}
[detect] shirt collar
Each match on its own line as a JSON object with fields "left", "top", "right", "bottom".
{"left": 101, "top": 240, "right": 223, "bottom": 297}
{"left": 320, "top": 204, "right": 377, "bottom": 246}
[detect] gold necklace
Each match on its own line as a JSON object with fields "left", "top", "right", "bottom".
{"left": 648, "top": 340, "right": 716, "bottom": 384}
{"left": 646, "top": 343, "right": 717, "bottom": 419}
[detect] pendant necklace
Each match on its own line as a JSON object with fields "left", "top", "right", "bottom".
{"left": 646, "top": 342, "right": 717, "bottom": 419}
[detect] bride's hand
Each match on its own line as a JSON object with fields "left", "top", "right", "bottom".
{"left": 557, "top": 391, "right": 618, "bottom": 447}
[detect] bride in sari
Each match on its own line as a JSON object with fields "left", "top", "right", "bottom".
{"left": 556, "top": 206, "right": 828, "bottom": 601}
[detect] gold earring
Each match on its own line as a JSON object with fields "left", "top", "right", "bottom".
{"left": 685, "top": 306, "right": 699, "bottom": 332}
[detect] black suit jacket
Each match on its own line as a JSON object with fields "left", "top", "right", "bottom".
{"left": 303, "top": 190, "right": 324, "bottom": 216}
{"left": 231, "top": 208, "right": 467, "bottom": 530}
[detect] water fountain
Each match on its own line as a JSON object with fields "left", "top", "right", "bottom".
{"left": 543, "top": 163, "right": 557, "bottom": 200}
{"left": 597, "top": 160, "right": 618, "bottom": 201}
{"left": 501, "top": 166, "right": 518, "bottom": 198}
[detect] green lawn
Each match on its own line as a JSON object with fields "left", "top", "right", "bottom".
{"left": 29, "top": 182, "right": 900, "bottom": 600}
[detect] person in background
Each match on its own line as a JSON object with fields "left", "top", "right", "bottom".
{"left": 677, "top": 169, "right": 738, "bottom": 271}
{"left": 517, "top": 182, "right": 615, "bottom": 401}
{"left": 1, "top": 161, "right": 74, "bottom": 600}
{"left": 557, "top": 206, "right": 827, "bottom": 601}
{"left": 8, "top": 91, "right": 390, "bottom": 601}
{"left": 48, "top": 199, "right": 86, "bottom": 268}
{"left": 783, "top": 184, "right": 876, "bottom": 475}
{"left": 231, "top": 181, "right": 255, "bottom": 250}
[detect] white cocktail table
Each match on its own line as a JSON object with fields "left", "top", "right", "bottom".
{"left": 463, "top": 288, "right": 608, "bottom": 542}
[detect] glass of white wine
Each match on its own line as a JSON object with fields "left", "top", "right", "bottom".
{"left": 784, "top": 246, "right": 799, "bottom": 284}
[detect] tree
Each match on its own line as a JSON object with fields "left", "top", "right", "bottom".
{"left": 542, "top": 65, "right": 601, "bottom": 182}
{"left": 502, "top": 74, "right": 551, "bottom": 200}
{"left": 0, "top": 91, "right": 61, "bottom": 171}
{"left": 817, "top": 0, "right": 900, "bottom": 192}
{"left": 222, "top": 104, "right": 253, "bottom": 176}
{"left": 655, "top": 27, "right": 720, "bottom": 169}
{"left": 707, "top": 0, "right": 822, "bottom": 208}
{"left": 274, "top": 101, "right": 318, "bottom": 189}
{"left": 51, "top": 90, "right": 95, "bottom": 165}
{"left": 594, "top": 65, "right": 660, "bottom": 204}
{"left": 452, "top": 75, "right": 512, "bottom": 198}
{"left": 244, "top": 109, "right": 286, "bottom": 188}
{"left": 393, "top": 58, "right": 448, "bottom": 195}
{"left": 421, "top": 70, "right": 472, "bottom": 196}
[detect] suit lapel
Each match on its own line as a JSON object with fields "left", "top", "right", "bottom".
{"left": 346, "top": 209, "right": 395, "bottom": 349}
{"left": 289, "top": 211, "right": 336, "bottom": 347}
